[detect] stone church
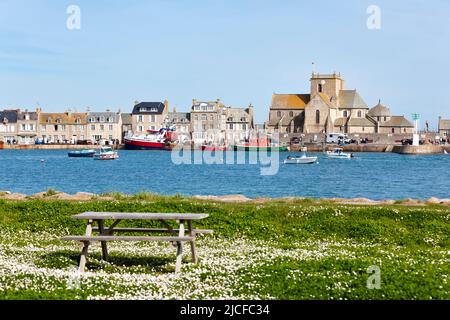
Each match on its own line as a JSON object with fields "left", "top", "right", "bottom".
{"left": 266, "top": 72, "right": 413, "bottom": 135}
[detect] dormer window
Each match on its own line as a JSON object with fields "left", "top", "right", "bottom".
{"left": 89, "top": 117, "right": 95, "bottom": 123}
{"left": 100, "top": 116, "right": 105, "bottom": 122}
{"left": 56, "top": 118, "right": 62, "bottom": 124}
{"left": 140, "top": 107, "right": 147, "bottom": 112}
{"left": 47, "top": 117, "right": 52, "bottom": 123}
{"left": 150, "top": 108, "right": 158, "bottom": 112}
{"left": 75, "top": 118, "right": 81, "bottom": 124}
{"left": 25, "top": 114, "right": 30, "bottom": 121}
{"left": 228, "top": 117, "right": 233, "bottom": 122}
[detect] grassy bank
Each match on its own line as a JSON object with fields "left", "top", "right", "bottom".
{"left": 0, "top": 194, "right": 449, "bottom": 300}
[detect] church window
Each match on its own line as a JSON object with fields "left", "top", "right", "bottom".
{"left": 357, "top": 110, "right": 362, "bottom": 118}
{"left": 318, "top": 84, "right": 323, "bottom": 93}
{"left": 343, "top": 111, "right": 348, "bottom": 117}
{"left": 316, "top": 110, "right": 320, "bottom": 124}
{"left": 289, "top": 111, "right": 293, "bottom": 117}
{"left": 277, "top": 111, "right": 281, "bottom": 118}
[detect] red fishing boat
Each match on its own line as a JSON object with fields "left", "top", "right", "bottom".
{"left": 124, "top": 127, "right": 176, "bottom": 150}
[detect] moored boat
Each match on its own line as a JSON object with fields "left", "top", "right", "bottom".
{"left": 284, "top": 149, "right": 318, "bottom": 164}
{"left": 326, "top": 148, "right": 353, "bottom": 159}
{"left": 124, "top": 127, "right": 175, "bottom": 150}
{"left": 68, "top": 149, "right": 96, "bottom": 158}
{"left": 93, "top": 147, "right": 119, "bottom": 160}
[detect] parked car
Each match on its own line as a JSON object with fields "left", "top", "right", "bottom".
{"left": 76, "top": 139, "right": 93, "bottom": 145}
{"left": 326, "top": 133, "right": 351, "bottom": 145}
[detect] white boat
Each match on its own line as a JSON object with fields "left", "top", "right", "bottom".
{"left": 326, "top": 148, "right": 353, "bottom": 159}
{"left": 93, "top": 147, "right": 119, "bottom": 160}
{"left": 284, "top": 152, "right": 318, "bottom": 164}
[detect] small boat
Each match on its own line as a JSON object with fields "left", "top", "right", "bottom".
{"left": 68, "top": 149, "right": 96, "bottom": 158}
{"left": 326, "top": 148, "right": 353, "bottom": 159}
{"left": 93, "top": 147, "right": 119, "bottom": 160}
{"left": 444, "top": 149, "right": 448, "bottom": 154}
{"left": 284, "top": 151, "right": 318, "bottom": 164}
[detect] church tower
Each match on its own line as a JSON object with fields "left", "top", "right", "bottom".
{"left": 310, "top": 72, "right": 345, "bottom": 100}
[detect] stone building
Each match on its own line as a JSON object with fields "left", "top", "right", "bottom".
{"left": 0, "top": 110, "right": 19, "bottom": 144}
{"left": 225, "top": 105, "right": 254, "bottom": 144}
{"left": 131, "top": 101, "right": 169, "bottom": 134}
{"left": 17, "top": 109, "right": 39, "bottom": 144}
{"left": 266, "top": 72, "right": 414, "bottom": 136}
{"left": 121, "top": 113, "right": 133, "bottom": 141}
{"left": 266, "top": 94, "right": 309, "bottom": 133}
{"left": 191, "top": 99, "right": 227, "bottom": 144}
{"left": 438, "top": 117, "right": 450, "bottom": 138}
{"left": 38, "top": 111, "right": 88, "bottom": 144}
{"left": 87, "top": 111, "right": 122, "bottom": 144}
{"left": 167, "top": 109, "right": 191, "bottom": 142}
{"left": 368, "top": 101, "right": 413, "bottom": 134}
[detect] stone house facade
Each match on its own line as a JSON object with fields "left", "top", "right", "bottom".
{"left": 87, "top": 111, "right": 122, "bottom": 143}
{"left": 191, "top": 99, "right": 227, "bottom": 144}
{"left": 225, "top": 105, "right": 254, "bottom": 144}
{"left": 438, "top": 117, "right": 450, "bottom": 138}
{"left": 167, "top": 110, "right": 191, "bottom": 142}
{"left": 38, "top": 111, "right": 88, "bottom": 144}
{"left": 0, "top": 110, "right": 19, "bottom": 144}
{"left": 17, "top": 109, "right": 39, "bottom": 144}
{"left": 132, "top": 101, "right": 169, "bottom": 134}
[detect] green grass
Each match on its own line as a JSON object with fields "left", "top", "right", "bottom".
{"left": 0, "top": 195, "right": 449, "bottom": 300}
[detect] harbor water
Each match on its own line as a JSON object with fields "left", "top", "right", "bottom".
{"left": 0, "top": 150, "right": 449, "bottom": 200}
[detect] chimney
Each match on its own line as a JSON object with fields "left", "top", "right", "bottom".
{"left": 164, "top": 99, "right": 169, "bottom": 112}
{"left": 173, "top": 106, "right": 177, "bottom": 113}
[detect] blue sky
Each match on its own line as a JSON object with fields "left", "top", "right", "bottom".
{"left": 1, "top": 0, "right": 449, "bottom": 129}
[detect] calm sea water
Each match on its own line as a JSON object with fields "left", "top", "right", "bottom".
{"left": 0, "top": 150, "right": 449, "bottom": 200}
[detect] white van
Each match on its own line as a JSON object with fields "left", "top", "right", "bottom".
{"left": 326, "top": 133, "right": 351, "bottom": 144}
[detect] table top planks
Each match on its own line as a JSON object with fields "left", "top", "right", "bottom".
{"left": 71, "top": 212, "right": 209, "bottom": 221}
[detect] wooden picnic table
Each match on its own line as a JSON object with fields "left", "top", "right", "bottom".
{"left": 62, "top": 212, "right": 212, "bottom": 274}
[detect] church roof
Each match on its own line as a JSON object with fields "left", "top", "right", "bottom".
{"left": 368, "top": 102, "right": 391, "bottom": 117}
{"left": 347, "top": 117, "right": 376, "bottom": 127}
{"left": 379, "top": 116, "right": 413, "bottom": 127}
{"left": 270, "top": 94, "right": 310, "bottom": 109}
{"left": 334, "top": 117, "right": 348, "bottom": 127}
{"left": 338, "top": 90, "right": 368, "bottom": 109}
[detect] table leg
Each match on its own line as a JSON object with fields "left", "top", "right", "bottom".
{"left": 98, "top": 220, "right": 108, "bottom": 261}
{"left": 175, "top": 220, "right": 185, "bottom": 274}
{"left": 188, "top": 220, "right": 198, "bottom": 264}
{"left": 79, "top": 219, "right": 93, "bottom": 273}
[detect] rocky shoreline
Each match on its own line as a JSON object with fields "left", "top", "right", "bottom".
{"left": 0, "top": 190, "right": 449, "bottom": 206}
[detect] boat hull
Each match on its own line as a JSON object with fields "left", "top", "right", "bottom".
{"left": 124, "top": 139, "right": 168, "bottom": 151}
{"left": 68, "top": 150, "right": 96, "bottom": 158}
{"left": 94, "top": 153, "right": 119, "bottom": 160}
{"left": 233, "top": 145, "right": 289, "bottom": 152}
{"left": 284, "top": 156, "right": 317, "bottom": 164}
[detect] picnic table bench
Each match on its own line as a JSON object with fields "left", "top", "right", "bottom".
{"left": 61, "top": 212, "right": 212, "bottom": 274}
